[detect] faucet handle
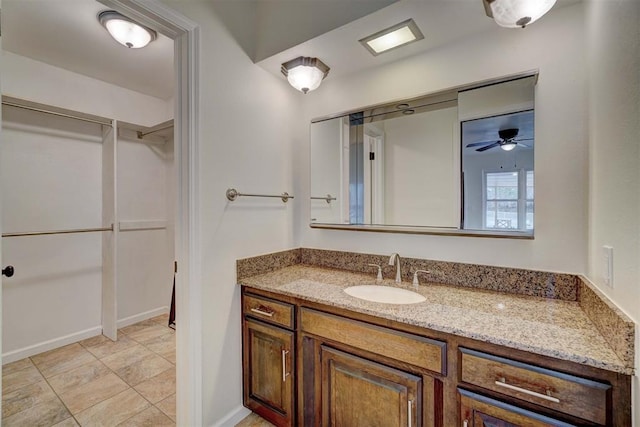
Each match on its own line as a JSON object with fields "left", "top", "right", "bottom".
{"left": 368, "top": 264, "right": 383, "bottom": 282}
{"left": 388, "top": 252, "right": 399, "bottom": 265}
{"left": 412, "top": 270, "right": 431, "bottom": 286}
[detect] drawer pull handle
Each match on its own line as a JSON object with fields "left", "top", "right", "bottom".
{"left": 495, "top": 377, "right": 560, "bottom": 403}
{"left": 408, "top": 400, "right": 412, "bottom": 427}
{"left": 250, "top": 306, "right": 275, "bottom": 317}
{"left": 282, "top": 350, "right": 290, "bottom": 382}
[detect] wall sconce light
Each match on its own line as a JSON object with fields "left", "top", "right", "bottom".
{"left": 483, "top": 0, "right": 557, "bottom": 28}
{"left": 281, "top": 57, "right": 330, "bottom": 94}
{"left": 359, "top": 19, "right": 424, "bottom": 56}
{"left": 98, "top": 10, "right": 157, "bottom": 48}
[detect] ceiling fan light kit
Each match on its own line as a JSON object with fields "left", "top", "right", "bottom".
{"left": 466, "top": 128, "right": 533, "bottom": 152}
{"left": 482, "top": 0, "right": 557, "bottom": 28}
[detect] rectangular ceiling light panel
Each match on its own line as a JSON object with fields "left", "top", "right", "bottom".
{"left": 359, "top": 19, "right": 424, "bottom": 56}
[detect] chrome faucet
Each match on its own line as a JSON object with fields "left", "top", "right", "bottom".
{"left": 388, "top": 253, "right": 402, "bottom": 283}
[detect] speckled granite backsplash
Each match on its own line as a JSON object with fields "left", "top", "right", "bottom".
{"left": 238, "top": 248, "right": 577, "bottom": 300}
{"left": 299, "top": 248, "right": 578, "bottom": 301}
{"left": 578, "top": 276, "right": 635, "bottom": 367}
{"left": 237, "top": 247, "right": 635, "bottom": 369}
{"left": 236, "top": 248, "right": 300, "bottom": 279}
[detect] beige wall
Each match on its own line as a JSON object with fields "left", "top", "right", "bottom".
{"left": 2, "top": 107, "right": 103, "bottom": 358}
{"left": 158, "top": 1, "right": 301, "bottom": 424}
{"left": 299, "top": 4, "right": 588, "bottom": 274}
{"left": 585, "top": 0, "right": 640, "bottom": 423}
{"left": 382, "top": 107, "right": 459, "bottom": 227}
{"left": 2, "top": 52, "right": 172, "bottom": 126}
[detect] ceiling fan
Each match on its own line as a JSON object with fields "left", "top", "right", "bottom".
{"left": 465, "top": 128, "right": 533, "bottom": 152}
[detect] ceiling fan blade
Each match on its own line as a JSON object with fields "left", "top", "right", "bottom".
{"left": 476, "top": 142, "right": 501, "bottom": 152}
{"left": 517, "top": 143, "right": 531, "bottom": 148}
{"left": 466, "top": 140, "right": 498, "bottom": 148}
{"left": 514, "top": 138, "right": 534, "bottom": 142}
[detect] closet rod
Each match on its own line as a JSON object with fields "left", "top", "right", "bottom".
{"left": 137, "top": 124, "right": 173, "bottom": 138}
{"left": 311, "top": 194, "right": 337, "bottom": 203}
{"left": 2, "top": 225, "right": 113, "bottom": 238}
{"left": 2, "top": 101, "right": 113, "bottom": 127}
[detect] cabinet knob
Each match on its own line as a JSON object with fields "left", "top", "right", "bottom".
{"left": 2, "top": 266, "right": 14, "bottom": 277}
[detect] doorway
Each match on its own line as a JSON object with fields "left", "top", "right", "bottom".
{"left": 0, "top": 0, "right": 199, "bottom": 424}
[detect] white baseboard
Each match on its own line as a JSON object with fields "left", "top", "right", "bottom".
{"left": 2, "top": 307, "right": 171, "bottom": 365}
{"left": 2, "top": 326, "right": 102, "bottom": 364}
{"left": 211, "top": 405, "right": 251, "bottom": 427}
{"left": 117, "top": 306, "right": 169, "bottom": 328}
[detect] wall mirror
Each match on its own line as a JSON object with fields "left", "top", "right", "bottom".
{"left": 310, "top": 73, "right": 537, "bottom": 238}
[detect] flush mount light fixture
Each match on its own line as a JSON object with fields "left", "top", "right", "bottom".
{"left": 98, "top": 10, "right": 157, "bottom": 48}
{"left": 359, "top": 19, "right": 424, "bottom": 56}
{"left": 483, "top": 0, "right": 557, "bottom": 28}
{"left": 281, "top": 57, "right": 330, "bottom": 94}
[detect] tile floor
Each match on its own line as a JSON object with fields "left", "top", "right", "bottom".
{"left": 2, "top": 314, "right": 175, "bottom": 426}
{"left": 235, "top": 413, "right": 275, "bottom": 427}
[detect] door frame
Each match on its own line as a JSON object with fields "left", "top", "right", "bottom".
{"left": 98, "top": 1, "right": 201, "bottom": 425}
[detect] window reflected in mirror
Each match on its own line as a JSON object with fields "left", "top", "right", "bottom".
{"left": 461, "top": 109, "right": 534, "bottom": 232}
{"left": 459, "top": 77, "right": 535, "bottom": 232}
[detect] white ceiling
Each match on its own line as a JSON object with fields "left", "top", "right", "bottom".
{"left": 1, "top": 0, "right": 579, "bottom": 101}
{"left": 258, "top": 1, "right": 492, "bottom": 82}
{"left": 211, "top": 0, "right": 397, "bottom": 62}
{"left": 257, "top": 0, "right": 581, "bottom": 83}
{"left": 1, "top": 0, "right": 394, "bottom": 101}
{"left": 2, "top": 0, "right": 175, "bottom": 100}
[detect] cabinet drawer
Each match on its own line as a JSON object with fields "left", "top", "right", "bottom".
{"left": 459, "top": 388, "right": 577, "bottom": 427}
{"left": 460, "top": 348, "right": 610, "bottom": 425}
{"left": 302, "top": 308, "right": 446, "bottom": 374}
{"left": 243, "top": 293, "right": 295, "bottom": 329}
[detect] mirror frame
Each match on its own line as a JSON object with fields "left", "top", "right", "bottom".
{"left": 309, "top": 70, "right": 538, "bottom": 239}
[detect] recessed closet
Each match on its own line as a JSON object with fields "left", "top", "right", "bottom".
{"left": 1, "top": 29, "right": 175, "bottom": 361}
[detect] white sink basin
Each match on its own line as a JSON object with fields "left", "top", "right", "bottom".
{"left": 344, "top": 285, "right": 426, "bottom": 304}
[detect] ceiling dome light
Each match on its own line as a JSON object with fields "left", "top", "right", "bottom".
{"left": 281, "top": 57, "right": 330, "bottom": 94}
{"left": 483, "top": 0, "right": 557, "bottom": 28}
{"left": 98, "top": 11, "right": 157, "bottom": 49}
{"left": 501, "top": 142, "right": 517, "bottom": 151}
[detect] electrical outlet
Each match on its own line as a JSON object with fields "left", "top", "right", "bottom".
{"left": 603, "top": 246, "right": 614, "bottom": 288}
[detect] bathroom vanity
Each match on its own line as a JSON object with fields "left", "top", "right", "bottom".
{"left": 238, "top": 249, "right": 634, "bottom": 427}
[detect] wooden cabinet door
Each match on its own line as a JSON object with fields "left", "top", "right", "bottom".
{"left": 321, "top": 346, "right": 422, "bottom": 427}
{"left": 243, "top": 318, "right": 295, "bottom": 426}
{"left": 459, "top": 389, "right": 576, "bottom": 427}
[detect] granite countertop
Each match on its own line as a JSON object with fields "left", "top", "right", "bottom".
{"left": 239, "top": 264, "right": 631, "bottom": 375}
